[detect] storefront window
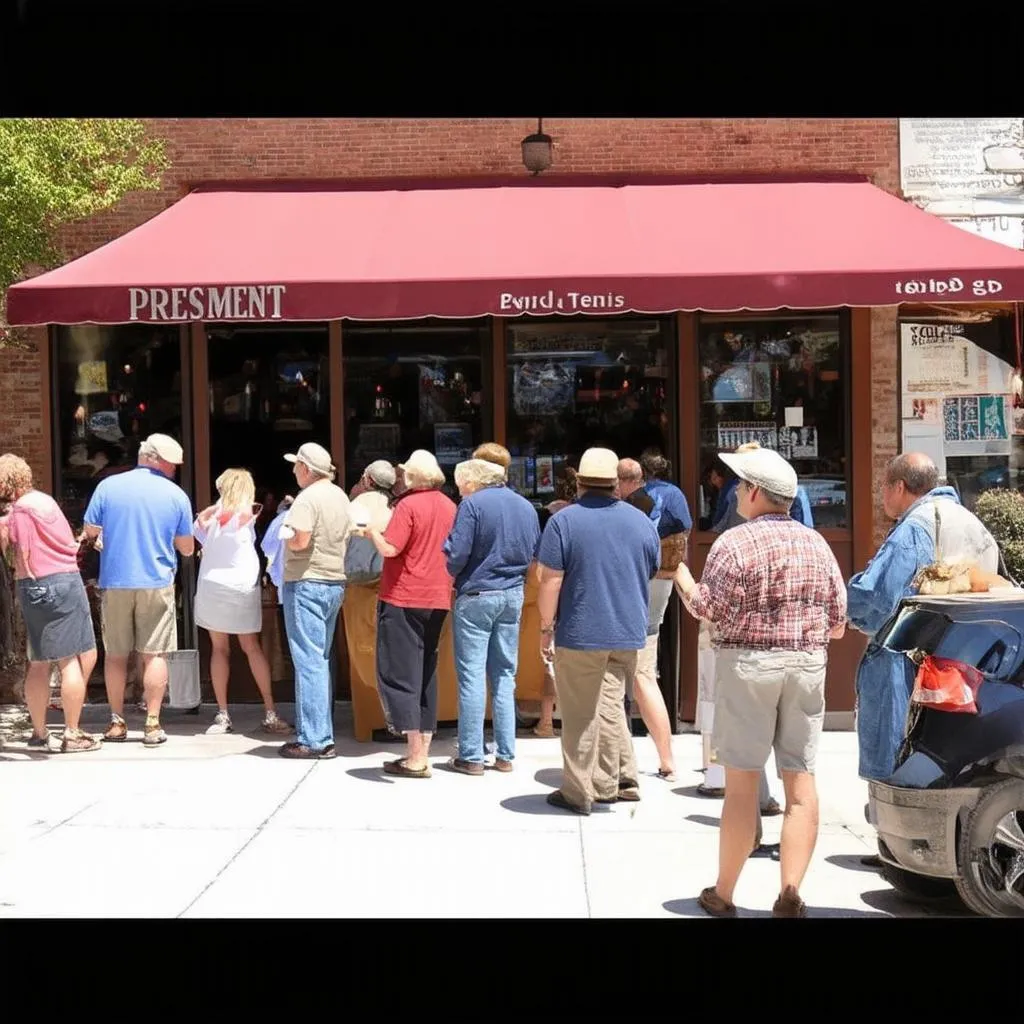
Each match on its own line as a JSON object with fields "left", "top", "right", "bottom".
{"left": 54, "top": 325, "right": 184, "bottom": 530}
{"left": 899, "top": 316, "right": 1021, "bottom": 511}
{"left": 343, "top": 320, "right": 490, "bottom": 499}
{"left": 207, "top": 325, "right": 330, "bottom": 509}
{"left": 54, "top": 325, "right": 187, "bottom": 674}
{"left": 504, "top": 318, "right": 674, "bottom": 504}
{"left": 697, "top": 313, "right": 849, "bottom": 529}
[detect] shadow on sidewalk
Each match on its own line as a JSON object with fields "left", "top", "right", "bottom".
{"left": 662, "top": 896, "right": 895, "bottom": 919}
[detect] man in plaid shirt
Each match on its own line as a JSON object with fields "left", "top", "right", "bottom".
{"left": 675, "top": 443, "right": 846, "bottom": 919}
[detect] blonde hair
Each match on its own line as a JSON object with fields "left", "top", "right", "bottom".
{"left": 455, "top": 458, "right": 506, "bottom": 491}
{"left": 0, "top": 453, "right": 33, "bottom": 502}
{"left": 215, "top": 468, "right": 256, "bottom": 513}
{"left": 473, "top": 442, "right": 511, "bottom": 472}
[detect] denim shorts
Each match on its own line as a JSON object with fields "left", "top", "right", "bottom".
{"left": 16, "top": 571, "right": 97, "bottom": 663}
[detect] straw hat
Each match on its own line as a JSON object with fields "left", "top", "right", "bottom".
{"left": 577, "top": 447, "right": 619, "bottom": 486}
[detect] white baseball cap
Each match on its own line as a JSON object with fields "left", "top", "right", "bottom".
{"left": 284, "top": 442, "right": 335, "bottom": 477}
{"left": 719, "top": 443, "right": 798, "bottom": 500}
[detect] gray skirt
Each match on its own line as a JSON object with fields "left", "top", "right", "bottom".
{"left": 16, "top": 571, "right": 97, "bottom": 662}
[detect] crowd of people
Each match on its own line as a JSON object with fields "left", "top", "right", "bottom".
{"left": 0, "top": 429, "right": 1004, "bottom": 918}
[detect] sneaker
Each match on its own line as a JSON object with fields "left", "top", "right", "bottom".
{"left": 104, "top": 716, "right": 128, "bottom": 742}
{"left": 261, "top": 711, "right": 293, "bottom": 735}
{"left": 205, "top": 711, "right": 233, "bottom": 735}
{"left": 143, "top": 721, "right": 167, "bottom": 746}
{"left": 61, "top": 729, "right": 102, "bottom": 754}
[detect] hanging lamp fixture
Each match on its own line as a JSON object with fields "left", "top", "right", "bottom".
{"left": 521, "top": 117, "right": 553, "bottom": 175}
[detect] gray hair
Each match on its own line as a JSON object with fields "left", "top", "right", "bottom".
{"left": 454, "top": 458, "right": 506, "bottom": 490}
{"left": 617, "top": 458, "right": 643, "bottom": 483}
{"left": 761, "top": 487, "right": 794, "bottom": 511}
{"left": 137, "top": 440, "right": 160, "bottom": 463}
{"left": 886, "top": 453, "right": 939, "bottom": 496}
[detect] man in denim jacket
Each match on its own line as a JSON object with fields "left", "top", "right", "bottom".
{"left": 847, "top": 453, "right": 999, "bottom": 792}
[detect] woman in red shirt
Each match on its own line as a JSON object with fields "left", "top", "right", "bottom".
{"left": 0, "top": 453, "right": 100, "bottom": 753}
{"left": 362, "top": 450, "right": 456, "bottom": 778}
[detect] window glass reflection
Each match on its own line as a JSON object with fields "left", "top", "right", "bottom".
{"left": 55, "top": 325, "right": 184, "bottom": 529}
{"left": 343, "top": 320, "right": 490, "bottom": 500}
{"left": 504, "top": 318, "right": 674, "bottom": 504}
{"left": 697, "top": 314, "right": 848, "bottom": 529}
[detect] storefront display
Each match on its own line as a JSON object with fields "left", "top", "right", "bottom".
{"left": 504, "top": 317, "right": 673, "bottom": 503}
{"left": 698, "top": 313, "right": 849, "bottom": 528}
{"left": 900, "top": 317, "right": 1023, "bottom": 508}
{"left": 342, "top": 321, "right": 489, "bottom": 495}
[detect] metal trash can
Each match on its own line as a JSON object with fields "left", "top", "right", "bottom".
{"left": 166, "top": 649, "right": 201, "bottom": 709}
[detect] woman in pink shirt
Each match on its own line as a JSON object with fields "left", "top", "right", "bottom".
{"left": 0, "top": 453, "right": 100, "bottom": 753}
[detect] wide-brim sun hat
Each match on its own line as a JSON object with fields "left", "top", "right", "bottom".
{"left": 284, "top": 442, "right": 335, "bottom": 476}
{"left": 719, "top": 443, "right": 798, "bottom": 499}
{"left": 577, "top": 447, "right": 619, "bottom": 486}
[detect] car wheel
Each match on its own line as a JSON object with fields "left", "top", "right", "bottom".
{"left": 878, "top": 856, "right": 960, "bottom": 906}
{"left": 955, "top": 778, "right": 1024, "bottom": 918}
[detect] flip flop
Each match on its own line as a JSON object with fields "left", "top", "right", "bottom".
{"left": 383, "top": 758, "right": 432, "bottom": 779}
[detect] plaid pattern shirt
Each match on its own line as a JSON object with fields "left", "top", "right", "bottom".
{"left": 683, "top": 514, "right": 847, "bottom": 652}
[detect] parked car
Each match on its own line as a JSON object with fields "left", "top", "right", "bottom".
{"left": 868, "top": 591, "right": 1024, "bottom": 917}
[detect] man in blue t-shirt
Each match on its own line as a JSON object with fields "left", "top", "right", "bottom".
{"left": 536, "top": 447, "right": 660, "bottom": 815}
{"left": 83, "top": 433, "right": 194, "bottom": 747}
{"left": 443, "top": 452, "right": 542, "bottom": 774}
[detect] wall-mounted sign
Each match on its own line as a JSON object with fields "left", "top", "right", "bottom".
{"left": 128, "top": 284, "right": 287, "bottom": 321}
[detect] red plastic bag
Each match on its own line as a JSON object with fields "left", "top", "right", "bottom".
{"left": 911, "top": 655, "right": 983, "bottom": 714}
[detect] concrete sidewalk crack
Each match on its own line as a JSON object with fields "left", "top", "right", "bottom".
{"left": 175, "top": 763, "right": 317, "bottom": 918}
{"left": 578, "top": 821, "right": 592, "bottom": 918}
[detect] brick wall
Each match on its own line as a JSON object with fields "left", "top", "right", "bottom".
{"left": 53, "top": 118, "right": 900, "bottom": 261}
{"left": 870, "top": 306, "right": 901, "bottom": 548}
{"left": 0, "top": 335, "right": 47, "bottom": 485}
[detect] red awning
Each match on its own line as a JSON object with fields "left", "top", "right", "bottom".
{"left": 9, "top": 179, "right": 1024, "bottom": 325}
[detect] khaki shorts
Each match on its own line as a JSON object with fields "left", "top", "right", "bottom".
{"left": 711, "top": 647, "right": 826, "bottom": 774}
{"left": 100, "top": 586, "right": 178, "bottom": 657}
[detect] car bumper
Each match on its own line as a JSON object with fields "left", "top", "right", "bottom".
{"left": 868, "top": 781, "right": 982, "bottom": 879}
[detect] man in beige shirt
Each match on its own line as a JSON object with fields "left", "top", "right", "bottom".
{"left": 278, "top": 442, "right": 352, "bottom": 759}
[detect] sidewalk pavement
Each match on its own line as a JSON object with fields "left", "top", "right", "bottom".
{"left": 0, "top": 702, "right": 970, "bottom": 919}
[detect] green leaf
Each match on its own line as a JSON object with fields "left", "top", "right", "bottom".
{"left": 0, "top": 118, "right": 168, "bottom": 346}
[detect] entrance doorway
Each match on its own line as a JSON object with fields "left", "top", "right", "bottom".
{"left": 205, "top": 324, "right": 332, "bottom": 701}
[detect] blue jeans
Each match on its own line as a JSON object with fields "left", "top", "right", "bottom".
{"left": 282, "top": 579, "right": 345, "bottom": 751}
{"left": 452, "top": 586, "right": 524, "bottom": 763}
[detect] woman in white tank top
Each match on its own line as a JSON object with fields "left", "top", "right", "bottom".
{"left": 194, "top": 468, "right": 292, "bottom": 736}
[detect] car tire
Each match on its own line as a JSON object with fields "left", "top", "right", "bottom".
{"left": 955, "top": 777, "right": 1024, "bottom": 918}
{"left": 878, "top": 856, "right": 960, "bottom": 907}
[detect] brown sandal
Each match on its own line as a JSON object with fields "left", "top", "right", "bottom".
{"left": 383, "top": 758, "right": 432, "bottom": 779}
{"left": 772, "top": 885, "right": 807, "bottom": 918}
{"left": 698, "top": 886, "right": 736, "bottom": 918}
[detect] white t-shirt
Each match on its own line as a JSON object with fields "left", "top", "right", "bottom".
{"left": 195, "top": 511, "right": 261, "bottom": 591}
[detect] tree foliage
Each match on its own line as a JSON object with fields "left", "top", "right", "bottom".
{"left": 0, "top": 118, "right": 168, "bottom": 338}
{"left": 975, "top": 487, "right": 1024, "bottom": 583}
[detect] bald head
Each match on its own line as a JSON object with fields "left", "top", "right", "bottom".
{"left": 883, "top": 452, "right": 939, "bottom": 520}
{"left": 886, "top": 452, "right": 939, "bottom": 496}
{"left": 617, "top": 458, "right": 644, "bottom": 498}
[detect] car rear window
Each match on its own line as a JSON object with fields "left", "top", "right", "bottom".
{"left": 881, "top": 605, "right": 1023, "bottom": 680}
